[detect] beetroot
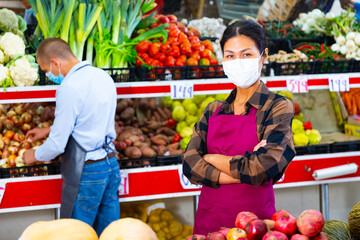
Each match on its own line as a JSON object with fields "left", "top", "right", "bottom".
{"left": 218, "top": 228, "right": 231, "bottom": 237}
{"left": 187, "top": 235, "right": 206, "bottom": 240}
{"left": 235, "top": 211, "right": 258, "bottom": 230}
{"left": 297, "top": 210, "right": 324, "bottom": 237}
{"left": 245, "top": 219, "right": 267, "bottom": 240}
{"left": 290, "top": 234, "right": 310, "bottom": 240}
{"left": 262, "top": 231, "right": 288, "bottom": 240}
{"left": 310, "top": 232, "right": 328, "bottom": 240}
{"left": 205, "top": 231, "right": 226, "bottom": 240}
{"left": 271, "top": 210, "right": 297, "bottom": 236}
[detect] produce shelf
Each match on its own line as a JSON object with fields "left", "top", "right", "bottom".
{"left": 1, "top": 152, "right": 360, "bottom": 213}
{"left": 1, "top": 73, "right": 360, "bottom": 103}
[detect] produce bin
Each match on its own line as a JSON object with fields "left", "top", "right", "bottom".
{"left": 156, "top": 155, "right": 182, "bottom": 166}
{"left": 314, "top": 60, "right": 355, "bottom": 74}
{"left": 137, "top": 66, "right": 187, "bottom": 81}
{"left": 103, "top": 67, "right": 136, "bottom": 82}
{"left": 117, "top": 157, "right": 156, "bottom": 169}
{"left": 0, "top": 163, "right": 58, "bottom": 179}
{"left": 272, "top": 61, "right": 316, "bottom": 75}
{"left": 186, "top": 65, "right": 225, "bottom": 79}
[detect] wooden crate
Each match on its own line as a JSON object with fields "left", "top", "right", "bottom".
{"left": 257, "top": 0, "right": 299, "bottom": 21}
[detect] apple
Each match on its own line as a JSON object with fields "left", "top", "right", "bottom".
{"left": 245, "top": 219, "right": 267, "bottom": 240}
{"left": 262, "top": 230, "right": 288, "bottom": 240}
{"left": 235, "top": 211, "right": 258, "bottom": 230}
{"left": 271, "top": 210, "right": 297, "bottom": 236}
{"left": 227, "top": 228, "right": 247, "bottom": 240}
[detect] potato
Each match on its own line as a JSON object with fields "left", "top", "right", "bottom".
{"left": 128, "top": 135, "right": 140, "bottom": 144}
{"left": 133, "top": 141, "right": 143, "bottom": 148}
{"left": 140, "top": 146, "right": 156, "bottom": 158}
{"left": 124, "top": 147, "right": 142, "bottom": 159}
{"left": 116, "top": 101, "right": 128, "bottom": 113}
{"left": 120, "top": 107, "right": 135, "bottom": 121}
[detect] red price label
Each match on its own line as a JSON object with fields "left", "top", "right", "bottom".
{"left": 118, "top": 170, "right": 129, "bottom": 196}
{"left": 286, "top": 77, "right": 309, "bottom": 93}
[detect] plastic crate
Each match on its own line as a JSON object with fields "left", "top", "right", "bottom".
{"left": 267, "top": 38, "right": 293, "bottom": 55}
{"left": 351, "top": 60, "right": 360, "bottom": 72}
{"left": 332, "top": 141, "right": 360, "bottom": 153}
{"left": 118, "top": 157, "right": 156, "bottom": 169}
{"left": 272, "top": 61, "right": 316, "bottom": 76}
{"left": 314, "top": 60, "right": 354, "bottom": 74}
{"left": 187, "top": 65, "right": 225, "bottom": 79}
{"left": 137, "top": 66, "right": 187, "bottom": 81}
{"left": 295, "top": 144, "right": 331, "bottom": 156}
{"left": 0, "top": 163, "right": 57, "bottom": 179}
{"left": 156, "top": 155, "right": 182, "bottom": 166}
{"left": 103, "top": 67, "right": 136, "bottom": 82}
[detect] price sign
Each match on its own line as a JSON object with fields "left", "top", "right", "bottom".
{"left": 118, "top": 170, "right": 129, "bottom": 196}
{"left": 0, "top": 182, "right": 5, "bottom": 205}
{"left": 178, "top": 165, "right": 202, "bottom": 190}
{"left": 171, "top": 82, "right": 194, "bottom": 99}
{"left": 329, "top": 75, "right": 350, "bottom": 92}
{"left": 287, "top": 76, "right": 309, "bottom": 93}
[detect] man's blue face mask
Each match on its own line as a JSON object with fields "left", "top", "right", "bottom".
{"left": 46, "top": 62, "right": 64, "bottom": 84}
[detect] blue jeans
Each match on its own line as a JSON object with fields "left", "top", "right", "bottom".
{"left": 72, "top": 156, "right": 121, "bottom": 236}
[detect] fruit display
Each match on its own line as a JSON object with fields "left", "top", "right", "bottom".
{"left": 0, "top": 103, "right": 55, "bottom": 171}
{"left": 19, "top": 219, "right": 98, "bottom": 240}
{"left": 120, "top": 201, "right": 193, "bottom": 240}
{"left": 187, "top": 209, "right": 328, "bottom": 240}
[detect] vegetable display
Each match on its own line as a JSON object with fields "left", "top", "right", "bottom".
{"left": 185, "top": 17, "right": 226, "bottom": 39}
{"left": 340, "top": 89, "right": 360, "bottom": 116}
{"left": 0, "top": 8, "right": 27, "bottom": 38}
{"left": 268, "top": 50, "right": 309, "bottom": 63}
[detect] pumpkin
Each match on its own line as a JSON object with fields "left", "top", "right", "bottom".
{"left": 349, "top": 201, "right": 360, "bottom": 239}
{"left": 99, "top": 218, "right": 158, "bottom": 240}
{"left": 19, "top": 218, "right": 98, "bottom": 240}
{"left": 322, "top": 220, "right": 353, "bottom": 240}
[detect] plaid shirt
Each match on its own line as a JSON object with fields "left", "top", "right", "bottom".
{"left": 182, "top": 81, "right": 295, "bottom": 188}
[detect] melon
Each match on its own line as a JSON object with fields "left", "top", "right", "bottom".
{"left": 349, "top": 201, "right": 360, "bottom": 239}
{"left": 19, "top": 219, "right": 98, "bottom": 240}
{"left": 322, "top": 220, "right": 353, "bottom": 240}
{"left": 99, "top": 218, "right": 158, "bottom": 240}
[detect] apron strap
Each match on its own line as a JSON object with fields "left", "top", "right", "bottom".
{"left": 213, "top": 105, "right": 223, "bottom": 116}
{"left": 248, "top": 106, "right": 257, "bottom": 116}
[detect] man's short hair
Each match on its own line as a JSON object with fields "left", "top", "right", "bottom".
{"left": 36, "top": 38, "right": 76, "bottom": 65}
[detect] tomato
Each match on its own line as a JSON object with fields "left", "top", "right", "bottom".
{"left": 215, "top": 66, "right": 224, "bottom": 76}
{"left": 155, "top": 53, "right": 167, "bottom": 62}
{"left": 165, "top": 56, "right": 176, "bottom": 67}
{"left": 169, "top": 46, "right": 180, "bottom": 58}
{"left": 167, "top": 14, "right": 177, "bottom": 22}
{"left": 210, "top": 57, "right": 218, "bottom": 65}
{"left": 179, "top": 55, "right": 187, "bottom": 61}
{"left": 186, "top": 57, "right": 198, "bottom": 66}
{"left": 199, "top": 58, "right": 210, "bottom": 66}
{"left": 160, "top": 42, "right": 170, "bottom": 54}
{"left": 170, "top": 41, "right": 180, "bottom": 48}
{"left": 186, "top": 31, "right": 194, "bottom": 38}
{"left": 201, "top": 40, "right": 214, "bottom": 52}
{"left": 149, "top": 42, "right": 161, "bottom": 58}
{"left": 145, "top": 57, "right": 155, "bottom": 66}
{"left": 168, "top": 28, "right": 181, "bottom": 38}
{"left": 136, "top": 40, "right": 152, "bottom": 53}
{"left": 208, "top": 67, "right": 216, "bottom": 77}
{"left": 151, "top": 59, "right": 160, "bottom": 67}
{"left": 180, "top": 43, "right": 192, "bottom": 56}
{"left": 150, "top": 22, "right": 159, "bottom": 29}
{"left": 138, "top": 53, "right": 150, "bottom": 60}
{"left": 200, "top": 49, "right": 212, "bottom": 59}
{"left": 191, "top": 43, "right": 205, "bottom": 52}
{"left": 191, "top": 51, "right": 201, "bottom": 61}
{"left": 175, "top": 57, "right": 186, "bottom": 67}
{"left": 158, "top": 15, "right": 170, "bottom": 24}
{"left": 178, "top": 32, "right": 188, "bottom": 43}
{"left": 188, "top": 36, "right": 200, "bottom": 44}
{"left": 136, "top": 58, "right": 143, "bottom": 66}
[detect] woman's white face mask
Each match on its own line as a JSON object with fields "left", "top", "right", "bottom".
{"left": 222, "top": 54, "right": 263, "bottom": 88}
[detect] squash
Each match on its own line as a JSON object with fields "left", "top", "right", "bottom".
{"left": 349, "top": 201, "right": 360, "bottom": 239}
{"left": 322, "top": 220, "right": 353, "bottom": 240}
{"left": 99, "top": 218, "right": 158, "bottom": 240}
{"left": 19, "top": 218, "right": 98, "bottom": 240}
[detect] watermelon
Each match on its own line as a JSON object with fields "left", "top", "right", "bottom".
{"left": 349, "top": 201, "right": 360, "bottom": 239}
{"left": 322, "top": 220, "right": 354, "bottom": 240}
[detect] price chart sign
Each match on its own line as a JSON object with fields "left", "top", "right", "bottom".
{"left": 329, "top": 75, "right": 350, "bottom": 92}
{"left": 286, "top": 76, "right": 309, "bottom": 93}
{"left": 171, "top": 82, "right": 194, "bottom": 99}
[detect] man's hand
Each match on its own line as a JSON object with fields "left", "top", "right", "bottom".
{"left": 23, "top": 149, "right": 38, "bottom": 166}
{"left": 253, "top": 139, "right": 267, "bottom": 152}
{"left": 25, "top": 127, "right": 51, "bottom": 142}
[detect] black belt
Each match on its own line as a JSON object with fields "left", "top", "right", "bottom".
{"left": 84, "top": 152, "right": 116, "bottom": 165}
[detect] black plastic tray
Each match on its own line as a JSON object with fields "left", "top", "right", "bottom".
{"left": 156, "top": 155, "right": 182, "bottom": 166}
{"left": 0, "top": 163, "right": 57, "bottom": 179}
{"left": 117, "top": 157, "right": 156, "bottom": 169}
{"left": 137, "top": 66, "right": 187, "bottom": 81}
{"left": 103, "top": 67, "right": 136, "bottom": 82}
{"left": 272, "top": 61, "right": 316, "bottom": 76}
{"left": 186, "top": 65, "right": 225, "bottom": 79}
{"left": 314, "top": 60, "right": 354, "bottom": 74}
{"left": 295, "top": 144, "right": 331, "bottom": 156}
{"left": 332, "top": 141, "right": 360, "bottom": 153}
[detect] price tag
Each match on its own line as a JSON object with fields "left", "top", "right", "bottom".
{"left": 278, "top": 174, "right": 285, "bottom": 183}
{"left": 0, "top": 181, "right": 5, "bottom": 205}
{"left": 287, "top": 76, "right": 309, "bottom": 93}
{"left": 171, "top": 82, "right": 194, "bottom": 99}
{"left": 118, "top": 170, "right": 129, "bottom": 196}
{"left": 178, "top": 165, "right": 202, "bottom": 190}
{"left": 329, "top": 75, "right": 350, "bottom": 92}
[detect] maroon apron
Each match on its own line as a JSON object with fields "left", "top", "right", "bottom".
{"left": 193, "top": 105, "right": 276, "bottom": 235}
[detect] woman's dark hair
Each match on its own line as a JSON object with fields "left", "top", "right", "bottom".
{"left": 220, "top": 20, "right": 267, "bottom": 54}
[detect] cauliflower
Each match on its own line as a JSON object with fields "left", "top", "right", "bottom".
{"left": 9, "top": 56, "right": 38, "bottom": 87}
{"left": 0, "top": 32, "right": 25, "bottom": 60}
{"left": 0, "top": 49, "right": 5, "bottom": 64}
{"left": 0, "top": 64, "right": 10, "bottom": 85}
{"left": 0, "top": 8, "right": 18, "bottom": 32}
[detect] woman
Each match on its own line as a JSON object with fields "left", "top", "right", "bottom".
{"left": 182, "top": 20, "right": 296, "bottom": 235}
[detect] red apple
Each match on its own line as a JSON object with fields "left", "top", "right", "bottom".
{"left": 271, "top": 210, "right": 297, "bottom": 236}
{"left": 235, "top": 211, "right": 258, "bottom": 230}
{"left": 290, "top": 234, "right": 310, "bottom": 240}
{"left": 262, "top": 230, "right": 288, "bottom": 240}
{"left": 245, "top": 219, "right": 267, "bottom": 240}
{"left": 297, "top": 210, "right": 324, "bottom": 237}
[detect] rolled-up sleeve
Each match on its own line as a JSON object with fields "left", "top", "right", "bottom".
{"left": 182, "top": 103, "right": 222, "bottom": 188}
{"left": 229, "top": 98, "right": 295, "bottom": 186}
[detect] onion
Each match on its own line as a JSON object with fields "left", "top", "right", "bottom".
{"left": 331, "top": 44, "right": 340, "bottom": 52}
{"left": 336, "top": 36, "right": 346, "bottom": 46}
{"left": 346, "top": 40, "right": 356, "bottom": 50}
{"left": 340, "top": 45, "right": 348, "bottom": 55}
{"left": 346, "top": 32, "right": 356, "bottom": 41}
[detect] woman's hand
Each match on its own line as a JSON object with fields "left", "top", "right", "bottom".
{"left": 253, "top": 139, "right": 267, "bottom": 152}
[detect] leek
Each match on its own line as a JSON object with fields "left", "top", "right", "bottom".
{"left": 60, "top": 0, "right": 77, "bottom": 42}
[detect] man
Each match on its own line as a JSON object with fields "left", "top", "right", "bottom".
{"left": 21, "top": 0, "right": 37, "bottom": 25}
{"left": 22, "top": 38, "right": 120, "bottom": 236}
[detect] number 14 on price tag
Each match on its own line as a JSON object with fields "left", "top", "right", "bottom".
{"left": 286, "top": 76, "right": 309, "bottom": 93}
{"left": 171, "top": 82, "right": 194, "bottom": 99}
{"left": 329, "top": 75, "right": 350, "bottom": 92}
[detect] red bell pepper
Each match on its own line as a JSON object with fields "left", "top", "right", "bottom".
{"left": 303, "top": 121, "right": 313, "bottom": 130}
{"left": 172, "top": 133, "right": 182, "bottom": 143}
